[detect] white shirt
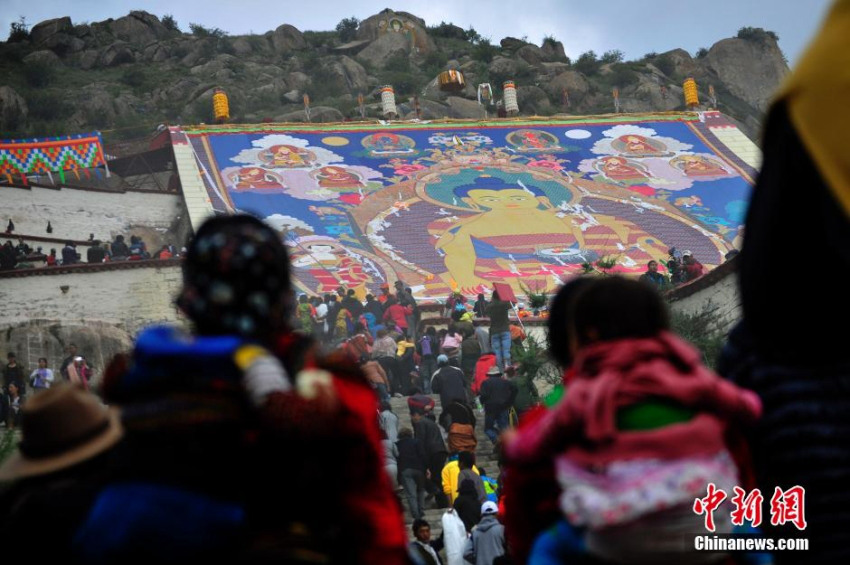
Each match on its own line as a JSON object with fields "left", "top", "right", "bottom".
{"left": 30, "top": 368, "right": 55, "bottom": 389}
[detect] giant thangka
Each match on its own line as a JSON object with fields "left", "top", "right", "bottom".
{"left": 0, "top": 132, "right": 109, "bottom": 185}
{"left": 172, "top": 112, "right": 758, "bottom": 299}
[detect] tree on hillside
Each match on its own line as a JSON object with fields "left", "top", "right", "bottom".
{"left": 162, "top": 14, "right": 180, "bottom": 33}
{"left": 574, "top": 51, "right": 601, "bottom": 75}
{"left": 189, "top": 23, "right": 227, "bottom": 38}
{"left": 736, "top": 27, "right": 779, "bottom": 43}
{"left": 336, "top": 17, "right": 359, "bottom": 42}
{"left": 7, "top": 16, "right": 29, "bottom": 42}
{"left": 601, "top": 49, "right": 624, "bottom": 64}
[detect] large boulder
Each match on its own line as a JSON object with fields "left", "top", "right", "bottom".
{"left": 99, "top": 41, "right": 136, "bottom": 67}
{"left": 142, "top": 42, "right": 172, "bottom": 63}
{"left": 0, "top": 320, "right": 134, "bottom": 389}
{"left": 619, "top": 74, "right": 682, "bottom": 113}
{"left": 356, "top": 32, "right": 411, "bottom": 69}
{"left": 703, "top": 37, "right": 788, "bottom": 113}
{"left": 30, "top": 17, "right": 73, "bottom": 45}
{"left": 271, "top": 24, "right": 307, "bottom": 54}
{"left": 516, "top": 44, "right": 545, "bottom": 67}
{"left": 0, "top": 86, "right": 28, "bottom": 132}
{"left": 500, "top": 37, "right": 527, "bottom": 52}
{"left": 657, "top": 48, "right": 700, "bottom": 79}
{"left": 398, "top": 98, "right": 449, "bottom": 119}
{"left": 109, "top": 11, "right": 170, "bottom": 45}
{"left": 76, "top": 49, "right": 100, "bottom": 70}
{"left": 544, "top": 71, "right": 590, "bottom": 104}
{"left": 23, "top": 49, "right": 62, "bottom": 67}
{"left": 288, "top": 71, "right": 311, "bottom": 92}
{"left": 319, "top": 56, "right": 369, "bottom": 94}
{"left": 446, "top": 96, "right": 484, "bottom": 119}
{"left": 488, "top": 56, "right": 520, "bottom": 82}
{"left": 275, "top": 106, "right": 344, "bottom": 123}
{"left": 516, "top": 85, "right": 551, "bottom": 114}
{"left": 541, "top": 39, "right": 568, "bottom": 62}
{"left": 356, "top": 9, "right": 435, "bottom": 54}
{"left": 41, "top": 33, "right": 86, "bottom": 56}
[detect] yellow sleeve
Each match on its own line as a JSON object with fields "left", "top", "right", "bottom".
{"left": 442, "top": 463, "right": 453, "bottom": 499}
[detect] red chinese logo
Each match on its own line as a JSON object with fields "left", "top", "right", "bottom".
{"left": 694, "top": 484, "right": 807, "bottom": 531}
{"left": 730, "top": 487, "right": 764, "bottom": 528}
{"left": 770, "top": 486, "right": 807, "bottom": 531}
{"left": 693, "top": 482, "right": 727, "bottom": 532}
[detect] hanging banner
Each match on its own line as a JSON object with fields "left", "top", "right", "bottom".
{"left": 0, "top": 132, "right": 109, "bottom": 185}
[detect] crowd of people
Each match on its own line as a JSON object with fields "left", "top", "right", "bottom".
{"left": 3, "top": 11, "right": 850, "bottom": 562}
{"left": 0, "top": 231, "right": 179, "bottom": 271}
{"left": 1, "top": 345, "right": 92, "bottom": 428}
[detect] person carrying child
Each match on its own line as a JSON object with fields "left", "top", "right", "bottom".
{"left": 505, "top": 277, "right": 762, "bottom": 564}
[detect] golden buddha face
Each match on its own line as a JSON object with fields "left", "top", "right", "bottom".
{"left": 464, "top": 188, "right": 540, "bottom": 210}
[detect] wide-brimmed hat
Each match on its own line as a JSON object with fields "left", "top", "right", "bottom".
{"left": 0, "top": 384, "right": 123, "bottom": 481}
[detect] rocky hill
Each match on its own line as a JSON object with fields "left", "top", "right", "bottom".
{"left": 0, "top": 9, "right": 788, "bottom": 144}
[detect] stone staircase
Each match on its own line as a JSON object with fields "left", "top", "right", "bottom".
{"left": 389, "top": 393, "right": 501, "bottom": 541}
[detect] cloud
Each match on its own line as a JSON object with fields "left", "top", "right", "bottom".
{"left": 231, "top": 134, "right": 343, "bottom": 167}
{"left": 264, "top": 213, "right": 314, "bottom": 233}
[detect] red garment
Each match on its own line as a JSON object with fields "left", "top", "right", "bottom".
{"left": 260, "top": 334, "right": 408, "bottom": 564}
{"left": 472, "top": 353, "right": 497, "bottom": 395}
{"left": 382, "top": 304, "right": 412, "bottom": 329}
{"left": 407, "top": 393, "right": 435, "bottom": 415}
{"left": 684, "top": 260, "right": 705, "bottom": 280}
{"left": 46, "top": 255, "right": 57, "bottom": 266}
{"left": 507, "top": 332, "right": 761, "bottom": 467}
{"left": 160, "top": 250, "right": 173, "bottom": 259}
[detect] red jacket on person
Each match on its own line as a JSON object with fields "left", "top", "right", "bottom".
{"left": 383, "top": 304, "right": 413, "bottom": 330}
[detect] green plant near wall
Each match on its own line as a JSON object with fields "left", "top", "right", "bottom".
{"left": 0, "top": 430, "right": 17, "bottom": 468}
{"left": 519, "top": 281, "right": 549, "bottom": 311}
{"left": 668, "top": 306, "right": 726, "bottom": 370}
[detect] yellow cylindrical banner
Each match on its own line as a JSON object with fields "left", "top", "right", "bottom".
{"left": 213, "top": 88, "right": 229, "bottom": 123}
{"left": 683, "top": 78, "right": 699, "bottom": 107}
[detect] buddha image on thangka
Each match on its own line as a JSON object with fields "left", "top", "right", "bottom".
{"left": 228, "top": 167, "right": 285, "bottom": 190}
{"left": 288, "top": 236, "right": 391, "bottom": 299}
{"left": 372, "top": 166, "right": 684, "bottom": 295}
{"left": 361, "top": 133, "right": 417, "bottom": 156}
{"left": 258, "top": 144, "right": 317, "bottom": 168}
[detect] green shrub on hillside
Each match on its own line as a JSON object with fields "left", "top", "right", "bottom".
{"left": 574, "top": 51, "right": 601, "bottom": 75}
{"left": 736, "top": 27, "right": 778, "bottom": 43}
{"left": 335, "top": 17, "right": 359, "bottom": 43}
{"left": 189, "top": 23, "right": 227, "bottom": 38}
{"left": 162, "top": 14, "right": 180, "bottom": 33}
{"left": 472, "top": 38, "right": 500, "bottom": 64}
{"left": 8, "top": 17, "right": 29, "bottom": 42}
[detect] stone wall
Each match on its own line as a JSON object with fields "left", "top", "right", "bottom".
{"left": 667, "top": 257, "right": 742, "bottom": 334}
{"left": 0, "top": 262, "right": 186, "bottom": 384}
{"left": 2, "top": 184, "right": 185, "bottom": 244}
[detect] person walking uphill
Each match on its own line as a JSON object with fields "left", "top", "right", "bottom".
{"left": 487, "top": 291, "right": 512, "bottom": 371}
{"left": 87, "top": 215, "right": 408, "bottom": 565}
{"left": 479, "top": 365, "right": 517, "bottom": 445}
{"left": 464, "top": 501, "right": 506, "bottom": 565}
{"left": 430, "top": 355, "right": 468, "bottom": 431}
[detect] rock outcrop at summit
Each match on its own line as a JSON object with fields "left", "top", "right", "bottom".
{"left": 0, "top": 9, "right": 788, "bottom": 140}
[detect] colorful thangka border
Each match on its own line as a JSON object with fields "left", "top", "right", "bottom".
{"left": 182, "top": 113, "right": 756, "bottom": 299}
{"left": 0, "top": 132, "right": 108, "bottom": 185}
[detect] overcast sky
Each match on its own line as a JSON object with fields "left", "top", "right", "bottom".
{"left": 2, "top": 0, "right": 833, "bottom": 65}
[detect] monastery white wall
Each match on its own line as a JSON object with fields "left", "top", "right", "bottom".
{"left": 1, "top": 185, "right": 184, "bottom": 242}
{"left": 0, "top": 265, "right": 185, "bottom": 335}
{"left": 668, "top": 268, "right": 742, "bottom": 334}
